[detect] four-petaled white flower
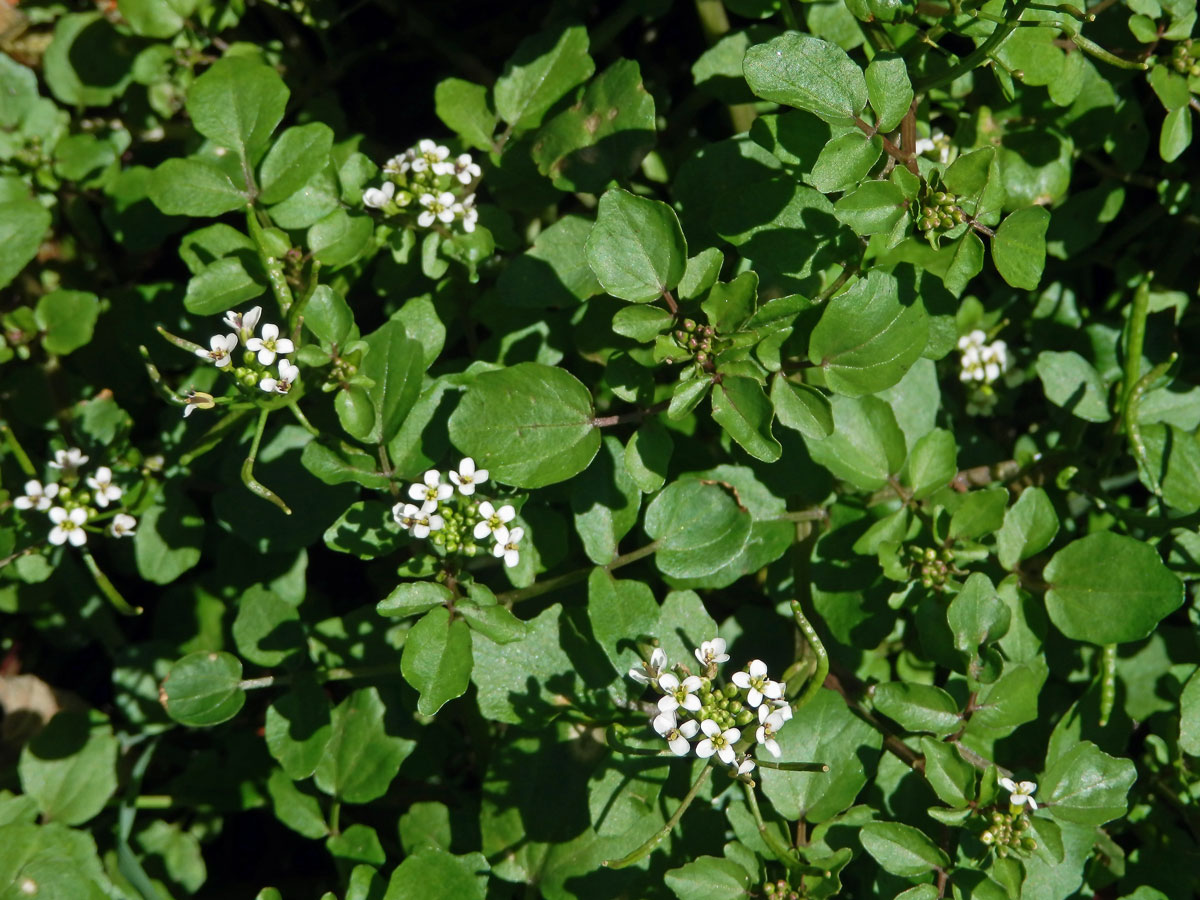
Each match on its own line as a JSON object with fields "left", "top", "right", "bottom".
{"left": 731, "top": 659, "right": 783, "bottom": 708}
{"left": 454, "top": 153, "right": 481, "bottom": 185}
{"left": 695, "top": 638, "right": 730, "bottom": 669}
{"left": 260, "top": 359, "right": 299, "bottom": 394}
{"left": 14, "top": 480, "right": 59, "bottom": 512}
{"left": 384, "top": 151, "right": 413, "bottom": 175}
{"left": 756, "top": 703, "right": 792, "bottom": 758}
{"left": 417, "top": 191, "right": 457, "bottom": 227}
{"left": 363, "top": 181, "right": 396, "bottom": 209}
{"left": 246, "top": 323, "right": 296, "bottom": 366}
{"left": 109, "top": 513, "right": 137, "bottom": 538}
{"left": 409, "top": 469, "right": 454, "bottom": 509}
{"left": 48, "top": 506, "right": 88, "bottom": 547}
{"left": 86, "top": 466, "right": 123, "bottom": 508}
{"left": 394, "top": 501, "right": 443, "bottom": 538}
{"left": 657, "top": 672, "right": 703, "bottom": 715}
{"left": 197, "top": 333, "right": 238, "bottom": 368}
{"left": 393, "top": 502, "right": 426, "bottom": 531}
{"left": 223, "top": 306, "right": 261, "bottom": 336}
{"left": 453, "top": 193, "right": 479, "bottom": 233}
{"left": 449, "top": 457, "right": 488, "bottom": 495}
{"left": 473, "top": 500, "right": 515, "bottom": 541}
{"left": 695, "top": 719, "right": 741, "bottom": 766}
{"left": 958, "top": 329, "right": 1008, "bottom": 386}
{"left": 49, "top": 447, "right": 89, "bottom": 473}
{"left": 734, "top": 756, "right": 756, "bottom": 777}
{"left": 999, "top": 777, "right": 1038, "bottom": 811}
{"left": 629, "top": 647, "right": 668, "bottom": 686}
{"left": 652, "top": 710, "right": 701, "bottom": 757}
{"left": 412, "top": 139, "right": 452, "bottom": 175}
{"left": 493, "top": 526, "right": 523, "bottom": 568}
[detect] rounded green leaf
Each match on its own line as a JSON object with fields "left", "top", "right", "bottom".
{"left": 435, "top": 77, "right": 496, "bottom": 151}
{"left": 117, "top": 0, "right": 196, "bottom": 38}
{"left": 664, "top": 856, "right": 753, "bottom": 900}
{"left": 149, "top": 158, "right": 250, "bottom": 216}
{"left": 187, "top": 57, "right": 288, "bottom": 165}
{"left": 383, "top": 847, "right": 486, "bottom": 900}
{"left": 1180, "top": 669, "right": 1200, "bottom": 756}
{"left": 743, "top": 32, "right": 868, "bottom": 125}
{"left": 34, "top": 290, "right": 99, "bottom": 356}
{"left": 859, "top": 821, "right": 950, "bottom": 878}
{"left": 907, "top": 428, "right": 957, "bottom": 500}
{"left": 585, "top": 188, "right": 687, "bottom": 303}
{"left": 314, "top": 687, "right": 415, "bottom": 804}
{"left": 232, "top": 586, "right": 303, "bottom": 668}
{"left": 0, "top": 197, "right": 52, "bottom": 290}
{"left": 18, "top": 713, "right": 118, "bottom": 826}
{"left": 1044, "top": 532, "right": 1183, "bottom": 645}
{"left": 810, "top": 132, "right": 881, "bottom": 194}
{"left": 1035, "top": 351, "right": 1111, "bottom": 422}
{"left": 259, "top": 123, "right": 335, "bottom": 205}
{"left": 184, "top": 256, "right": 267, "bottom": 316}
{"left": 865, "top": 54, "right": 913, "bottom": 132}
{"left": 644, "top": 480, "right": 752, "bottom": 579}
{"left": 494, "top": 24, "right": 594, "bottom": 131}
{"left": 770, "top": 376, "right": 834, "bottom": 440}
{"left": 401, "top": 607, "right": 475, "bottom": 716}
{"left": 265, "top": 679, "right": 332, "bottom": 780}
{"left": 805, "top": 395, "right": 906, "bottom": 491}
{"left": 834, "top": 180, "right": 908, "bottom": 235}
{"left": 872, "top": 682, "right": 962, "bottom": 736}
{"left": 1040, "top": 741, "right": 1136, "bottom": 825}
{"left": 991, "top": 206, "right": 1050, "bottom": 290}
{"left": 711, "top": 375, "right": 782, "bottom": 462}
{"left": 161, "top": 651, "right": 246, "bottom": 727}
{"left": 996, "top": 486, "right": 1059, "bottom": 569}
{"left": 447, "top": 362, "right": 601, "bottom": 488}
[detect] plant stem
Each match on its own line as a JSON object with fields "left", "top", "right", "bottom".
{"left": 915, "top": 0, "right": 1034, "bottom": 93}
{"left": 791, "top": 598, "right": 829, "bottom": 711}
{"left": 241, "top": 409, "right": 292, "bottom": 514}
{"left": 592, "top": 399, "right": 671, "bottom": 428}
{"left": 743, "top": 781, "right": 801, "bottom": 866}
{"left": 496, "top": 541, "right": 661, "bottom": 606}
{"left": 238, "top": 663, "right": 401, "bottom": 692}
{"left": 80, "top": 547, "right": 142, "bottom": 615}
{"left": 1099, "top": 644, "right": 1117, "bottom": 727}
{"left": 1119, "top": 276, "right": 1151, "bottom": 416}
{"left": 2, "top": 424, "right": 36, "bottom": 477}
{"left": 603, "top": 764, "right": 712, "bottom": 868}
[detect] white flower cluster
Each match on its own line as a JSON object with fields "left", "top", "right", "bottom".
{"left": 363, "top": 139, "right": 480, "bottom": 234}
{"left": 188, "top": 306, "right": 299, "bottom": 416}
{"left": 14, "top": 447, "right": 136, "bottom": 546}
{"left": 392, "top": 458, "right": 524, "bottom": 567}
{"left": 957, "top": 329, "right": 1008, "bottom": 386}
{"left": 914, "top": 128, "right": 952, "bottom": 165}
{"left": 999, "top": 776, "right": 1038, "bottom": 811}
{"left": 629, "top": 640, "right": 792, "bottom": 777}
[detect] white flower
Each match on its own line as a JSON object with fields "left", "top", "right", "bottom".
{"left": 657, "top": 672, "right": 703, "bottom": 715}
{"left": 695, "top": 719, "right": 741, "bottom": 766}
{"left": 453, "top": 193, "right": 479, "bottom": 233}
{"left": 629, "top": 647, "right": 668, "bottom": 686}
{"left": 363, "top": 181, "right": 396, "bottom": 209}
{"left": 14, "top": 480, "right": 59, "bottom": 512}
{"left": 957, "top": 330, "right": 1008, "bottom": 386}
{"left": 734, "top": 755, "right": 756, "bottom": 777}
{"left": 473, "top": 500, "right": 515, "bottom": 541}
{"left": 653, "top": 710, "right": 701, "bottom": 757}
{"left": 493, "top": 526, "right": 523, "bottom": 568}
{"left": 223, "top": 306, "right": 262, "bottom": 336}
{"left": 694, "top": 638, "right": 730, "bottom": 669}
{"left": 86, "top": 466, "right": 123, "bottom": 508}
{"left": 196, "top": 333, "right": 238, "bottom": 368}
{"left": 999, "top": 777, "right": 1038, "bottom": 811}
{"left": 731, "top": 659, "right": 784, "bottom": 708}
{"left": 183, "top": 390, "right": 216, "bottom": 418}
{"left": 453, "top": 153, "right": 481, "bottom": 185}
{"left": 260, "top": 359, "right": 300, "bottom": 395}
{"left": 412, "top": 139, "right": 451, "bottom": 175}
{"left": 109, "top": 513, "right": 136, "bottom": 538}
{"left": 48, "top": 506, "right": 88, "bottom": 547}
{"left": 393, "top": 501, "right": 444, "bottom": 539}
{"left": 384, "top": 151, "right": 414, "bottom": 175}
{"left": 49, "top": 447, "right": 89, "bottom": 474}
{"left": 246, "top": 323, "right": 296, "bottom": 366}
{"left": 756, "top": 704, "right": 791, "bottom": 759}
{"left": 448, "top": 457, "right": 488, "bottom": 495}
{"left": 417, "top": 191, "right": 457, "bottom": 228}
{"left": 409, "top": 469, "right": 454, "bottom": 509}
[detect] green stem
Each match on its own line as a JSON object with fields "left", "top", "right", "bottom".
{"left": 329, "top": 799, "right": 341, "bottom": 837}
{"left": 1099, "top": 644, "right": 1117, "bottom": 727}
{"left": 754, "top": 759, "right": 829, "bottom": 773}
{"left": 241, "top": 409, "right": 292, "bottom": 515}
{"left": 496, "top": 541, "right": 660, "bottom": 606}
{"left": 1071, "top": 32, "right": 1148, "bottom": 70}
{"left": 603, "top": 764, "right": 712, "bottom": 869}
{"left": 288, "top": 401, "right": 320, "bottom": 436}
{"left": 791, "top": 599, "right": 829, "bottom": 711}
{"left": 238, "top": 663, "right": 400, "bottom": 692}
{"left": 606, "top": 724, "right": 677, "bottom": 757}
{"left": 1119, "top": 276, "right": 1151, "bottom": 416}
{"left": 1124, "top": 354, "right": 1178, "bottom": 496}
{"left": 914, "top": 0, "right": 1033, "bottom": 92}
{"left": 743, "top": 781, "right": 801, "bottom": 866}
{"left": 179, "top": 406, "right": 252, "bottom": 465}
{"left": 2, "top": 424, "right": 36, "bottom": 477}
{"left": 80, "top": 547, "right": 142, "bottom": 615}
{"left": 247, "top": 207, "right": 295, "bottom": 316}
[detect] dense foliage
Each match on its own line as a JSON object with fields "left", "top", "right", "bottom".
{"left": 2, "top": 0, "right": 1199, "bottom": 898}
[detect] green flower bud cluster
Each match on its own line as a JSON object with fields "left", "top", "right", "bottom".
{"left": 981, "top": 811, "right": 1037, "bottom": 858}
{"left": 694, "top": 680, "right": 756, "bottom": 732}
{"left": 763, "top": 879, "right": 800, "bottom": 900}
{"left": 669, "top": 319, "right": 721, "bottom": 369}
{"left": 430, "top": 501, "right": 480, "bottom": 557}
{"left": 1171, "top": 40, "right": 1200, "bottom": 77}
{"left": 919, "top": 190, "right": 966, "bottom": 233}
{"left": 907, "top": 545, "right": 954, "bottom": 589}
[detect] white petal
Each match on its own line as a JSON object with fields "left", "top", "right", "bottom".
{"left": 408, "top": 484, "right": 428, "bottom": 501}
{"left": 503, "top": 548, "right": 519, "bottom": 568}
{"left": 679, "top": 719, "right": 700, "bottom": 738}
{"left": 700, "top": 718, "right": 721, "bottom": 738}
{"left": 427, "top": 515, "right": 444, "bottom": 531}
{"left": 473, "top": 468, "right": 489, "bottom": 485}
{"left": 694, "top": 647, "right": 707, "bottom": 666}
{"left": 1027, "top": 797, "right": 1039, "bottom": 811}
{"left": 275, "top": 338, "right": 295, "bottom": 355}
{"left": 417, "top": 211, "right": 435, "bottom": 227}
{"left": 1019, "top": 781, "right": 1037, "bottom": 794}
{"left": 658, "top": 673, "right": 679, "bottom": 691}
{"left": 650, "top": 648, "right": 667, "bottom": 669}
{"left": 731, "top": 672, "right": 751, "bottom": 689}
{"left": 436, "top": 484, "right": 454, "bottom": 500}
{"left": 68, "top": 527, "right": 87, "bottom": 547}
{"left": 48, "top": 526, "right": 68, "bottom": 545}
{"left": 762, "top": 681, "right": 783, "bottom": 700}
{"left": 717, "top": 744, "right": 735, "bottom": 765}
{"left": 668, "top": 735, "right": 690, "bottom": 757}
{"left": 413, "top": 523, "right": 430, "bottom": 539}
{"left": 498, "top": 505, "right": 516, "bottom": 524}
{"left": 652, "top": 712, "right": 675, "bottom": 737}
{"left": 478, "top": 500, "right": 495, "bottom": 518}
{"left": 507, "top": 527, "right": 524, "bottom": 544}
{"left": 459, "top": 457, "right": 476, "bottom": 477}
{"left": 629, "top": 668, "right": 651, "bottom": 685}
{"left": 695, "top": 739, "right": 716, "bottom": 759}
{"left": 680, "top": 695, "right": 702, "bottom": 712}
{"left": 998, "top": 777, "right": 1017, "bottom": 792}
{"left": 261, "top": 323, "right": 279, "bottom": 341}
{"left": 657, "top": 696, "right": 679, "bottom": 714}
{"left": 747, "top": 689, "right": 764, "bottom": 708}
{"left": 474, "top": 521, "right": 492, "bottom": 540}
{"left": 748, "top": 659, "right": 768, "bottom": 678}
{"left": 423, "top": 469, "right": 440, "bottom": 487}
{"left": 49, "top": 507, "right": 68, "bottom": 525}
{"left": 756, "top": 725, "right": 767, "bottom": 744}
{"left": 681, "top": 676, "right": 703, "bottom": 692}
{"left": 764, "top": 737, "right": 781, "bottom": 759}
{"left": 723, "top": 727, "right": 741, "bottom": 744}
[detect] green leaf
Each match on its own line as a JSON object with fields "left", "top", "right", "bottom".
{"left": 612, "top": 305, "right": 674, "bottom": 342}
{"left": 377, "top": 581, "right": 454, "bottom": 619}
{"left": 625, "top": 419, "right": 673, "bottom": 492}
{"left": 314, "top": 687, "right": 416, "bottom": 804}
{"left": 1180, "top": 668, "right": 1200, "bottom": 756}
{"left": 265, "top": 678, "right": 332, "bottom": 780}
{"left": 809, "top": 270, "right": 928, "bottom": 396}
{"left": 498, "top": 215, "right": 602, "bottom": 309}
{"left": 133, "top": 497, "right": 204, "bottom": 585}
{"left": 118, "top": 0, "right": 196, "bottom": 38}
{"left": 770, "top": 376, "right": 834, "bottom": 440}
{"left": 711, "top": 375, "right": 782, "bottom": 462}
{"left": 991, "top": 206, "right": 1050, "bottom": 290}
{"left": 995, "top": 486, "right": 1059, "bottom": 569}
{"left": 184, "top": 256, "right": 267, "bottom": 316}
{"left": 907, "top": 428, "right": 957, "bottom": 500}
{"left": 1044, "top": 532, "right": 1183, "bottom": 644}
{"left": 34, "top": 290, "right": 99, "bottom": 356}
{"left": 136, "top": 818, "right": 207, "bottom": 892}
{"left": 382, "top": 847, "right": 487, "bottom": 900}
{"left": 232, "top": 585, "right": 303, "bottom": 668}
{"left": 309, "top": 208, "right": 374, "bottom": 269}
{"left": 805, "top": 394, "right": 906, "bottom": 491}
{"left": 43, "top": 13, "right": 137, "bottom": 108}
{"left": 187, "top": 57, "right": 288, "bottom": 166}
{"left": 810, "top": 132, "right": 881, "bottom": 194}
{"left": 1137, "top": 424, "right": 1200, "bottom": 514}
{"left": 859, "top": 822, "right": 950, "bottom": 878}
{"left": 304, "top": 285, "right": 355, "bottom": 347}
{"left": 944, "top": 232, "right": 986, "bottom": 296}
{"left": 586, "top": 568, "right": 660, "bottom": 679}
{"left": 742, "top": 32, "right": 868, "bottom": 125}
{"left": 643, "top": 480, "right": 753, "bottom": 578}
{"left": 401, "top": 607, "right": 474, "bottom": 716}
{"left": 457, "top": 595, "right": 527, "bottom": 645}
{"left": 361, "top": 320, "right": 425, "bottom": 445}
{"left": 301, "top": 442, "right": 390, "bottom": 491}
{"left": 872, "top": 682, "right": 961, "bottom": 736}
{"left": 259, "top": 123, "right": 335, "bottom": 205}
{"left": 678, "top": 247, "right": 725, "bottom": 300}
{"left": 572, "top": 436, "right": 641, "bottom": 565}
{"left": 834, "top": 180, "right": 908, "bottom": 235}
{"left": 18, "top": 714, "right": 117, "bottom": 826}
{"left": 266, "top": 768, "right": 328, "bottom": 839}
{"left": 495, "top": 25, "right": 594, "bottom": 131}
{"left": 531, "top": 59, "right": 656, "bottom": 193}
{"left": 664, "top": 856, "right": 753, "bottom": 900}
{"left": 585, "top": 188, "right": 688, "bottom": 303}
{"left": 0, "top": 197, "right": 52, "bottom": 290}
{"left": 1040, "top": 741, "right": 1136, "bottom": 825}
{"left": 944, "top": 147, "right": 1003, "bottom": 224}
{"left": 702, "top": 272, "right": 758, "bottom": 334}
{"left": 1160, "top": 105, "right": 1193, "bottom": 162}
{"left": 448, "top": 362, "right": 600, "bottom": 488}
{"left": 920, "top": 738, "right": 976, "bottom": 808}
{"left": 865, "top": 54, "right": 913, "bottom": 132}
{"left": 948, "top": 487, "right": 1007, "bottom": 541}
{"left": 947, "top": 572, "right": 1010, "bottom": 667}
{"left": 435, "top": 78, "right": 496, "bottom": 151}
{"left": 161, "top": 651, "right": 246, "bottom": 727}
{"left": 1035, "top": 350, "right": 1111, "bottom": 422}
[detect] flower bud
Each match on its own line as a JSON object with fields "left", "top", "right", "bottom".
{"left": 723, "top": 682, "right": 739, "bottom": 699}
{"left": 736, "top": 709, "right": 755, "bottom": 727}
